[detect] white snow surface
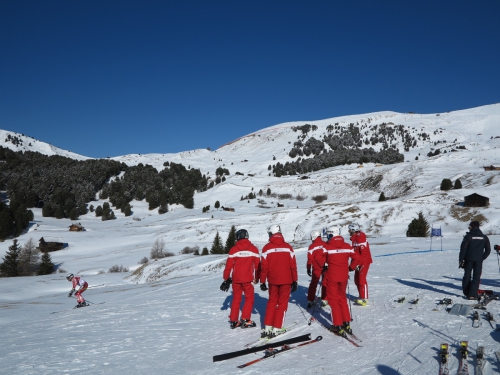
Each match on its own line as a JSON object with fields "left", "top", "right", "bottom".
{"left": 1, "top": 104, "right": 500, "bottom": 374}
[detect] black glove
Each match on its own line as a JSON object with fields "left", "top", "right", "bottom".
{"left": 322, "top": 264, "right": 328, "bottom": 272}
{"left": 307, "top": 269, "right": 312, "bottom": 277}
{"left": 459, "top": 261, "right": 465, "bottom": 269}
{"left": 68, "top": 291, "right": 74, "bottom": 298}
{"left": 355, "top": 265, "right": 361, "bottom": 271}
{"left": 220, "top": 278, "right": 232, "bottom": 292}
{"left": 291, "top": 281, "right": 298, "bottom": 293}
{"left": 260, "top": 283, "right": 268, "bottom": 291}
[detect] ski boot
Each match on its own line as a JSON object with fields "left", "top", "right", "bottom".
{"left": 321, "top": 299, "right": 329, "bottom": 307}
{"left": 230, "top": 320, "right": 242, "bottom": 329}
{"left": 261, "top": 326, "right": 274, "bottom": 339}
{"left": 355, "top": 298, "right": 368, "bottom": 306}
{"left": 342, "top": 322, "right": 353, "bottom": 335}
{"left": 306, "top": 301, "right": 315, "bottom": 309}
{"left": 329, "top": 325, "right": 347, "bottom": 337}
{"left": 241, "top": 319, "right": 256, "bottom": 329}
{"left": 75, "top": 302, "right": 88, "bottom": 308}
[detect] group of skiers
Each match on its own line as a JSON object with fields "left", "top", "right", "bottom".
{"left": 220, "top": 223, "right": 372, "bottom": 338}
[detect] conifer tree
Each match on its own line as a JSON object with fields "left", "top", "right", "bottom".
{"left": 406, "top": 211, "right": 430, "bottom": 237}
{"left": 42, "top": 203, "right": 52, "bottom": 217}
{"left": 55, "top": 206, "right": 64, "bottom": 219}
{"left": 124, "top": 203, "right": 132, "bottom": 216}
{"left": 18, "top": 238, "right": 40, "bottom": 276}
{"left": 210, "top": 231, "right": 224, "bottom": 254}
{"left": 214, "top": 200, "right": 220, "bottom": 210}
{"left": 378, "top": 192, "right": 386, "bottom": 201}
{"left": 224, "top": 225, "right": 237, "bottom": 254}
{"left": 0, "top": 209, "right": 13, "bottom": 240}
{"left": 440, "top": 178, "right": 453, "bottom": 191}
{"left": 95, "top": 205, "right": 103, "bottom": 217}
{"left": 454, "top": 179, "right": 462, "bottom": 189}
{"left": 0, "top": 239, "right": 21, "bottom": 277}
{"left": 201, "top": 247, "right": 209, "bottom": 255}
{"left": 37, "top": 252, "right": 55, "bottom": 275}
{"left": 70, "top": 207, "right": 79, "bottom": 220}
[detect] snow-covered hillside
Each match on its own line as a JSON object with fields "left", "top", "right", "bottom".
{"left": 1, "top": 104, "right": 500, "bottom": 374}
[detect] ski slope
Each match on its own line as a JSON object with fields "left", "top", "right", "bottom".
{"left": 1, "top": 104, "right": 500, "bottom": 374}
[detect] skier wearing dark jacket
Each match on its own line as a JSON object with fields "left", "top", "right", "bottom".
{"left": 459, "top": 221, "right": 491, "bottom": 299}
{"left": 222, "top": 229, "right": 260, "bottom": 329}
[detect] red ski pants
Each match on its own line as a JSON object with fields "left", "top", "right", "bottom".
{"left": 264, "top": 284, "right": 291, "bottom": 329}
{"left": 75, "top": 283, "right": 88, "bottom": 304}
{"left": 354, "top": 263, "right": 370, "bottom": 299}
{"left": 325, "top": 279, "right": 351, "bottom": 326}
{"left": 307, "top": 269, "right": 326, "bottom": 302}
{"left": 230, "top": 282, "right": 254, "bottom": 321}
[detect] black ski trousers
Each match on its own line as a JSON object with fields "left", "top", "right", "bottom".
{"left": 462, "top": 260, "right": 482, "bottom": 298}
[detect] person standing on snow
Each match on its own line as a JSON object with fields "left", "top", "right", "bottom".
{"left": 67, "top": 273, "right": 89, "bottom": 308}
{"left": 324, "top": 226, "right": 360, "bottom": 337}
{"left": 221, "top": 229, "right": 260, "bottom": 329}
{"left": 259, "top": 224, "right": 298, "bottom": 339}
{"left": 306, "top": 230, "right": 328, "bottom": 309}
{"left": 348, "top": 223, "right": 372, "bottom": 306}
{"left": 459, "top": 221, "right": 491, "bottom": 300}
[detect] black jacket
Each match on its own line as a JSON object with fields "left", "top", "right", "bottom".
{"left": 459, "top": 227, "right": 491, "bottom": 262}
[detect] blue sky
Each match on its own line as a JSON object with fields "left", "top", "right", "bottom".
{"left": 1, "top": 1, "right": 499, "bottom": 158}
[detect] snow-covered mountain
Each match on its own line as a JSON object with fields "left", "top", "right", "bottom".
{"left": 1, "top": 104, "right": 500, "bottom": 374}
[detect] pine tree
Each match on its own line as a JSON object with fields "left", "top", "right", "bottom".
{"left": 124, "top": 203, "right": 132, "bottom": 216}
{"left": 224, "top": 225, "right": 237, "bottom": 253}
{"left": 210, "top": 231, "right": 224, "bottom": 254}
{"left": 42, "top": 203, "right": 52, "bottom": 217}
{"left": 55, "top": 206, "right": 64, "bottom": 219}
{"left": 201, "top": 247, "right": 209, "bottom": 255}
{"left": 95, "top": 205, "right": 103, "bottom": 217}
{"left": 18, "top": 238, "right": 40, "bottom": 276}
{"left": 406, "top": 211, "right": 430, "bottom": 237}
{"left": 70, "top": 207, "right": 79, "bottom": 220}
{"left": 440, "top": 178, "right": 453, "bottom": 191}
{"left": 37, "top": 252, "right": 55, "bottom": 275}
{"left": 0, "top": 209, "right": 13, "bottom": 241}
{"left": 378, "top": 192, "right": 386, "bottom": 201}
{"left": 267, "top": 188, "right": 271, "bottom": 196}
{"left": 214, "top": 201, "right": 220, "bottom": 210}
{"left": 0, "top": 239, "right": 21, "bottom": 277}
{"left": 454, "top": 179, "right": 462, "bottom": 189}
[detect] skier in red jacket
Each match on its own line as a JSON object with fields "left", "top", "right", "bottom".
{"left": 306, "top": 230, "right": 327, "bottom": 308}
{"left": 67, "top": 273, "right": 89, "bottom": 308}
{"left": 324, "top": 226, "right": 360, "bottom": 337}
{"left": 221, "top": 229, "right": 260, "bottom": 329}
{"left": 259, "top": 224, "right": 298, "bottom": 339}
{"left": 348, "top": 223, "right": 373, "bottom": 306}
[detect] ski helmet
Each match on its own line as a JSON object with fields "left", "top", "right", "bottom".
{"left": 66, "top": 273, "right": 74, "bottom": 281}
{"left": 267, "top": 224, "right": 281, "bottom": 237}
{"left": 310, "top": 230, "right": 321, "bottom": 240}
{"left": 326, "top": 226, "right": 340, "bottom": 239}
{"left": 236, "top": 229, "right": 249, "bottom": 241}
{"left": 348, "top": 223, "right": 360, "bottom": 233}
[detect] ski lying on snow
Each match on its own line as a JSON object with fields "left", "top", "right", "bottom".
{"left": 475, "top": 346, "right": 485, "bottom": 375}
{"left": 213, "top": 333, "right": 311, "bottom": 362}
{"left": 236, "top": 336, "right": 323, "bottom": 368}
{"left": 51, "top": 302, "right": 105, "bottom": 314}
{"left": 309, "top": 317, "right": 361, "bottom": 347}
{"left": 456, "top": 341, "right": 469, "bottom": 375}
{"left": 244, "top": 321, "right": 299, "bottom": 348}
{"left": 485, "top": 311, "right": 495, "bottom": 328}
{"left": 438, "top": 343, "right": 449, "bottom": 375}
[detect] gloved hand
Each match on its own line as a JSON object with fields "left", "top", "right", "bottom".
{"left": 68, "top": 292, "right": 73, "bottom": 298}
{"left": 260, "top": 283, "right": 268, "bottom": 291}
{"left": 355, "top": 265, "right": 361, "bottom": 271}
{"left": 459, "top": 261, "right": 465, "bottom": 269}
{"left": 291, "top": 281, "right": 298, "bottom": 293}
{"left": 220, "top": 278, "right": 232, "bottom": 292}
{"left": 307, "top": 269, "right": 312, "bottom": 277}
{"left": 322, "top": 264, "right": 328, "bottom": 272}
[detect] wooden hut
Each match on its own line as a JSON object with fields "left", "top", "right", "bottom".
{"left": 38, "top": 237, "right": 64, "bottom": 252}
{"left": 483, "top": 165, "right": 500, "bottom": 171}
{"left": 221, "top": 206, "right": 235, "bottom": 212}
{"left": 69, "top": 223, "right": 85, "bottom": 231}
{"left": 464, "top": 193, "right": 489, "bottom": 207}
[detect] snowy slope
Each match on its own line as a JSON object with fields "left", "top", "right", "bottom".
{"left": 1, "top": 104, "right": 500, "bottom": 374}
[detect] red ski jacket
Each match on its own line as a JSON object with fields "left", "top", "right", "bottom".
{"left": 324, "top": 236, "right": 360, "bottom": 282}
{"left": 223, "top": 238, "right": 260, "bottom": 283}
{"left": 260, "top": 233, "right": 298, "bottom": 285}
{"left": 307, "top": 237, "right": 327, "bottom": 272}
{"left": 71, "top": 276, "right": 87, "bottom": 289}
{"left": 350, "top": 231, "right": 372, "bottom": 264}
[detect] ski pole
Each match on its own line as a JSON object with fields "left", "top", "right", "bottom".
{"left": 347, "top": 277, "right": 353, "bottom": 322}
{"left": 308, "top": 271, "right": 324, "bottom": 326}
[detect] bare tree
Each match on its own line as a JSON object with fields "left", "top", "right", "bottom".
{"left": 19, "top": 238, "right": 40, "bottom": 276}
{"left": 150, "top": 238, "right": 167, "bottom": 260}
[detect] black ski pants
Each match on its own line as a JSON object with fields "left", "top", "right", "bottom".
{"left": 462, "top": 260, "right": 482, "bottom": 298}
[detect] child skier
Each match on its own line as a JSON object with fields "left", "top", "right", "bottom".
{"left": 67, "top": 273, "right": 88, "bottom": 308}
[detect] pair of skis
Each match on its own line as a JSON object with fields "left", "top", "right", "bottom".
{"left": 440, "top": 341, "right": 486, "bottom": 375}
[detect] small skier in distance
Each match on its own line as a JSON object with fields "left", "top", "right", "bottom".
{"left": 67, "top": 273, "right": 89, "bottom": 308}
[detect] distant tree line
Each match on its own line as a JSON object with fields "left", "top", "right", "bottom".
{"left": 0, "top": 238, "right": 55, "bottom": 277}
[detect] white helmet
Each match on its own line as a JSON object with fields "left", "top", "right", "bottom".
{"left": 267, "top": 224, "right": 281, "bottom": 236}
{"left": 66, "top": 273, "right": 74, "bottom": 281}
{"left": 326, "top": 226, "right": 340, "bottom": 239}
{"left": 310, "top": 230, "right": 321, "bottom": 240}
{"left": 348, "top": 223, "right": 360, "bottom": 233}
